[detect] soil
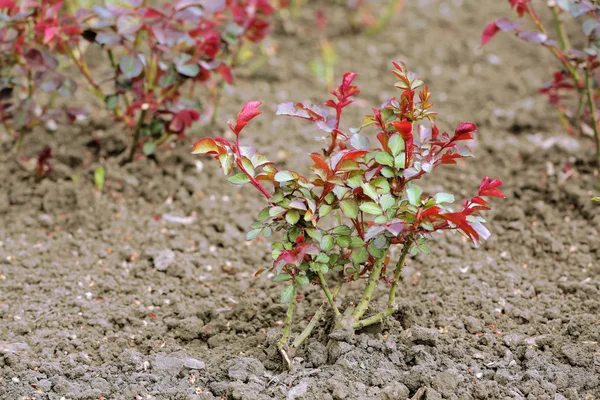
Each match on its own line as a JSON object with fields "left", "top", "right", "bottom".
{"left": 1, "top": 1, "right": 599, "bottom": 399}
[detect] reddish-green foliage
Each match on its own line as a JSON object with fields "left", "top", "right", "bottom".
{"left": 2, "top": 0, "right": 276, "bottom": 163}
{"left": 482, "top": 0, "right": 600, "bottom": 168}
{"left": 0, "top": 0, "right": 85, "bottom": 152}
{"left": 193, "top": 62, "right": 503, "bottom": 366}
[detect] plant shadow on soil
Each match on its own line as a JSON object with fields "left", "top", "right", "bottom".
{"left": 0, "top": 1, "right": 599, "bottom": 399}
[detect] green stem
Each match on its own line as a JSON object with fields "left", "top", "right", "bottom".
{"left": 278, "top": 284, "right": 297, "bottom": 369}
{"left": 125, "top": 107, "right": 148, "bottom": 163}
{"left": 550, "top": 5, "right": 570, "bottom": 51}
{"left": 209, "top": 81, "right": 225, "bottom": 125}
{"left": 584, "top": 66, "right": 600, "bottom": 169}
{"left": 365, "top": 0, "right": 401, "bottom": 37}
{"left": 317, "top": 270, "right": 341, "bottom": 318}
{"left": 351, "top": 254, "right": 387, "bottom": 320}
{"left": 387, "top": 238, "right": 414, "bottom": 308}
{"left": 291, "top": 281, "right": 342, "bottom": 349}
{"left": 352, "top": 307, "right": 395, "bottom": 330}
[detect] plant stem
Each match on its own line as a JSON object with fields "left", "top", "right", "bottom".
{"left": 550, "top": 5, "right": 570, "bottom": 51}
{"left": 292, "top": 280, "right": 342, "bottom": 348}
{"left": 352, "top": 306, "right": 395, "bottom": 330}
{"left": 387, "top": 238, "right": 414, "bottom": 308}
{"left": 351, "top": 254, "right": 387, "bottom": 320}
{"left": 585, "top": 66, "right": 600, "bottom": 169}
{"left": 365, "top": 0, "right": 401, "bottom": 37}
{"left": 125, "top": 107, "right": 148, "bottom": 163}
{"left": 279, "top": 284, "right": 297, "bottom": 349}
{"left": 317, "top": 270, "right": 341, "bottom": 318}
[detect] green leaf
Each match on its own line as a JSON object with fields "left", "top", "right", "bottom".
{"left": 332, "top": 225, "right": 352, "bottom": 235}
{"left": 406, "top": 182, "right": 423, "bottom": 206}
{"left": 350, "top": 133, "right": 370, "bottom": 149}
{"left": 340, "top": 199, "right": 359, "bottom": 218}
{"left": 361, "top": 183, "right": 378, "bottom": 201}
{"left": 286, "top": 210, "right": 300, "bottom": 225}
{"left": 351, "top": 247, "right": 368, "bottom": 264}
{"left": 269, "top": 206, "right": 286, "bottom": 217}
{"left": 275, "top": 170, "right": 296, "bottom": 182}
{"left": 319, "top": 204, "right": 333, "bottom": 217}
{"left": 350, "top": 236, "right": 365, "bottom": 247}
{"left": 336, "top": 236, "right": 352, "bottom": 247}
{"left": 380, "top": 194, "right": 395, "bottom": 211}
{"left": 94, "top": 166, "right": 105, "bottom": 191}
{"left": 359, "top": 202, "right": 382, "bottom": 215}
{"left": 246, "top": 228, "right": 262, "bottom": 241}
{"left": 143, "top": 142, "right": 156, "bottom": 156}
{"left": 381, "top": 167, "right": 395, "bottom": 178}
{"left": 105, "top": 94, "right": 118, "bottom": 110}
{"left": 435, "top": 193, "right": 455, "bottom": 204}
{"left": 394, "top": 153, "right": 406, "bottom": 169}
{"left": 305, "top": 228, "right": 323, "bottom": 241}
{"left": 296, "top": 275, "right": 309, "bottom": 286}
{"left": 368, "top": 242, "right": 384, "bottom": 258}
{"left": 220, "top": 154, "right": 234, "bottom": 175}
{"left": 320, "top": 235, "right": 334, "bottom": 252}
{"left": 176, "top": 62, "right": 200, "bottom": 77}
{"left": 274, "top": 274, "right": 292, "bottom": 282}
{"left": 280, "top": 284, "right": 296, "bottom": 304}
{"left": 241, "top": 158, "right": 255, "bottom": 177}
{"left": 228, "top": 173, "right": 250, "bottom": 185}
{"left": 375, "top": 151, "right": 394, "bottom": 167}
{"left": 388, "top": 134, "right": 405, "bottom": 156}
{"left": 119, "top": 53, "right": 143, "bottom": 79}
{"left": 593, "top": 196, "right": 600, "bottom": 202}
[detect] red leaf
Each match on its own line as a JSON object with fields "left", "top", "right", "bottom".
{"left": 453, "top": 122, "right": 477, "bottom": 141}
{"left": 229, "top": 101, "right": 262, "bottom": 135}
{"left": 309, "top": 152, "right": 330, "bottom": 173}
{"left": 482, "top": 21, "right": 500, "bottom": 46}
{"left": 392, "top": 120, "right": 412, "bottom": 135}
{"left": 478, "top": 177, "right": 504, "bottom": 198}
{"left": 332, "top": 72, "right": 359, "bottom": 101}
{"left": 440, "top": 153, "right": 463, "bottom": 165}
{"left": 217, "top": 63, "right": 233, "bottom": 84}
{"left": 0, "top": 0, "right": 15, "bottom": 9}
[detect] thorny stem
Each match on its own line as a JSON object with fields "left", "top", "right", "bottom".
{"left": 351, "top": 253, "right": 388, "bottom": 320}
{"left": 125, "top": 107, "right": 148, "bottom": 163}
{"left": 317, "top": 270, "right": 341, "bottom": 318}
{"left": 291, "top": 281, "right": 342, "bottom": 349}
{"left": 550, "top": 5, "right": 570, "bottom": 51}
{"left": 584, "top": 65, "right": 600, "bottom": 169}
{"left": 352, "top": 307, "right": 395, "bottom": 330}
{"left": 387, "top": 238, "right": 414, "bottom": 308}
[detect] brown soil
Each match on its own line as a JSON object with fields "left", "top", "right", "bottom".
{"left": 1, "top": 1, "right": 599, "bottom": 399}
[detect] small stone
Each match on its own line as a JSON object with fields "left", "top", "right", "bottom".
{"left": 183, "top": 358, "right": 205, "bottom": 370}
{"left": 154, "top": 354, "right": 183, "bottom": 373}
{"left": 228, "top": 357, "right": 265, "bottom": 382}
{"left": 287, "top": 380, "right": 309, "bottom": 400}
{"left": 410, "top": 326, "right": 439, "bottom": 346}
{"left": 153, "top": 249, "right": 175, "bottom": 271}
{"left": 463, "top": 316, "right": 483, "bottom": 334}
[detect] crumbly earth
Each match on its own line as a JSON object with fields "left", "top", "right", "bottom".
{"left": 1, "top": 1, "right": 599, "bottom": 399}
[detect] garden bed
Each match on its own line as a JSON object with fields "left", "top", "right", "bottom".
{"left": 1, "top": 1, "right": 599, "bottom": 399}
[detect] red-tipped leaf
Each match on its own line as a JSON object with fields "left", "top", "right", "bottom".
{"left": 229, "top": 101, "right": 262, "bottom": 135}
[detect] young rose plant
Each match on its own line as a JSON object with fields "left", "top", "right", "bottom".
{"left": 49, "top": 0, "right": 274, "bottom": 163}
{"left": 482, "top": 0, "right": 600, "bottom": 168}
{"left": 0, "top": 0, "right": 85, "bottom": 153}
{"left": 193, "top": 62, "right": 504, "bottom": 368}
